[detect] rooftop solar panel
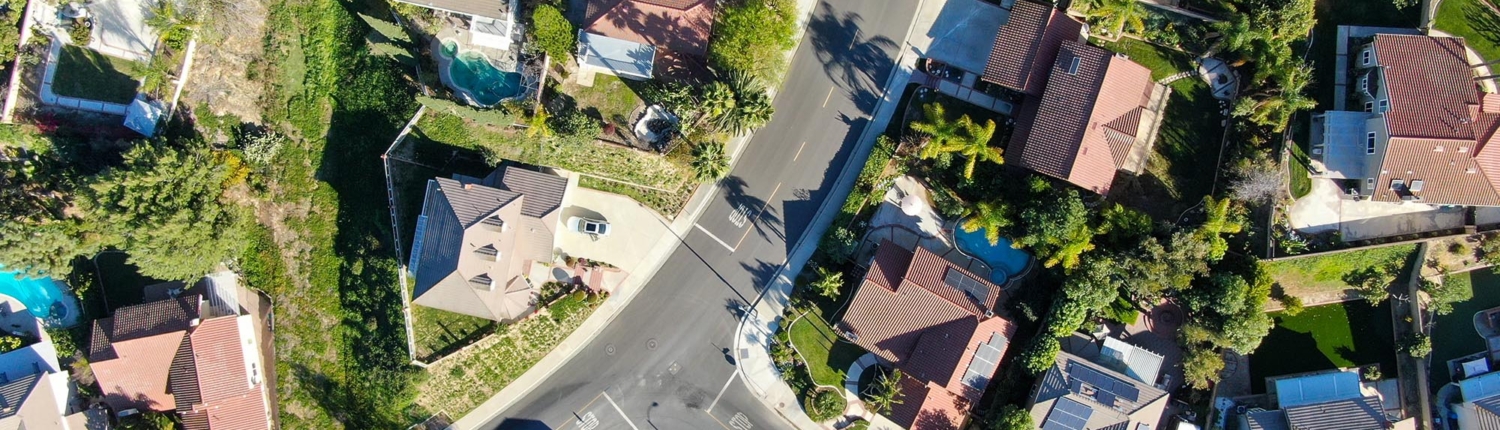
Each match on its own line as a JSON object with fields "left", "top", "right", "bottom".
{"left": 1068, "top": 362, "right": 1141, "bottom": 403}
{"left": 1042, "top": 397, "right": 1093, "bottom": 430}
{"left": 944, "top": 268, "right": 991, "bottom": 304}
{"left": 961, "top": 333, "right": 1007, "bottom": 390}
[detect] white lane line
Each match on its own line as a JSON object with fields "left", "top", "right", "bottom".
{"left": 706, "top": 371, "right": 741, "bottom": 413}
{"left": 600, "top": 392, "right": 641, "bottom": 430}
{"left": 694, "top": 223, "right": 738, "bottom": 252}
{"left": 792, "top": 141, "right": 808, "bottom": 162}
{"left": 822, "top": 87, "right": 835, "bottom": 107}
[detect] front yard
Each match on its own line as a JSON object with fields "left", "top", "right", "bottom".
{"left": 1263, "top": 244, "right": 1417, "bottom": 298}
{"left": 415, "top": 291, "right": 605, "bottom": 416}
{"left": 788, "top": 306, "right": 865, "bottom": 387}
{"left": 52, "top": 45, "right": 142, "bottom": 104}
{"left": 1434, "top": 0, "right": 1500, "bottom": 63}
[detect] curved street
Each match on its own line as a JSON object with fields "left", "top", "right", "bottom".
{"left": 475, "top": 0, "right": 919, "bottom": 428}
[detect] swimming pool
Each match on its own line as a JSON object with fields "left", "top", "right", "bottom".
{"left": 440, "top": 40, "right": 523, "bottom": 106}
{"left": 953, "top": 226, "right": 1032, "bottom": 284}
{"left": 0, "top": 269, "right": 76, "bottom": 326}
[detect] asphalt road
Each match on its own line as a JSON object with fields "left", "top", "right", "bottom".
{"left": 484, "top": 1, "right": 917, "bottom": 428}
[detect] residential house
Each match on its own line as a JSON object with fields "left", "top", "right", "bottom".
{"left": 1027, "top": 347, "right": 1169, "bottom": 430}
{"left": 1456, "top": 368, "right": 1500, "bottom": 429}
{"left": 982, "top": 1, "right": 1169, "bottom": 195}
{"left": 390, "top": 0, "right": 518, "bottom": 49}
{"left": 1236, "top": 370, "right": 1413, "bottom": 430}
{"left": 836, "top": 241, "right": 1016, "bottom": 430}
{"left": 0, "top": 300, "right": 104, "bottom": 429}
{"left": 1309, "top": 34, "right": 1500, "bottom": 206}
{"left": 408, "top": 165, "right": 569, "bottom": 322}
{"left": 575, "top": 0, "right": 714, "bottom": 79}
{"left": 89, "top": 283, "right": 272, "bottom": 429}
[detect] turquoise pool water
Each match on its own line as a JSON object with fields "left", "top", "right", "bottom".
{"left": 953, "top": 226, "right": 1032, "bottom": 284}
{"left": 0, "top": 269, "right": 74, "bottom": 325}
{"left": 440, "top": 40, "right": 523, "bottom": 106}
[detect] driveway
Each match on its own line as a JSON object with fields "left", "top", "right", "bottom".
{"left": 1288, "top": 177, "right": 1464, "bottom": 241}
{"left": 554, "top": 186, "right": 672, "bottom": 275}
{"left": 907, "top": 0, "right": 1007, "bottom": 73}
{"left": 87, "top": 0, "right": 158, "bottom": 62}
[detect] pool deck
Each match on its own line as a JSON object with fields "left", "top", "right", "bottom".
{"left": 0, "top": 288, "right": 80, "bottom": 329}
{"left": 431, "top": 26, "right": 525, "bottom": 107}
{"left": 858, "top": 175, "right": 1035, "bottom": 287}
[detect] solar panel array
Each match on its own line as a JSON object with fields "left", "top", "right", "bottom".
{"left": 1068, "top": 362, "right": 1142, "bottom": 404}
{"left": 962, "top": 332, "right": 1008, "bottom": 389}
{"left": 1042, "top": 397, "right": 1093, "bottom": 430}
{"left": 943, "top": 268, "right": 990, "bottom": 303}
{"left": 409, "top": 215, "right": 429, "bottom": 273}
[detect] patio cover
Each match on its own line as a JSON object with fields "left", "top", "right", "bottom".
{"left": 1274, "top": 370, "right": 1363, "bottom": 408}
{"left": 577, "top": 32, "right": 654, "bottom": 80}
{"left": 124, "top": 97, "right": 164, "bottom": 137}
{"left": 1316, "top": 111, "right": 1376, "bottom": 179}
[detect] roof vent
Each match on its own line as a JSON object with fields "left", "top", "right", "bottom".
{"left": 468, "top": 274, "right": 495, "bottom": 291}
{"left": 481, "top": 215, "right": 506, "bottom": 231}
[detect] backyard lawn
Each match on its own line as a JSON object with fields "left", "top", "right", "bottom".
{"left": 1098, "top": 39, "right": 1226, "bottom": 219}
{"left": 52, "top": 45, "right": 142, "bottom": 104}
{"left": 1264, "top": 244, "right": 1417, "bottom": 298}
{"left": 1430, "top": 269, "right": 1500, "bottom": 389}
{"left": 1434, "top": 0, "right": 1500, "bottom": 63}
{"left": 410, "top": 298, "right": 498, "bottom": 362}
{"left": 789, "top": 306, "right": 865, "bottom": 387}
{"left": 561, "top": 74, "right": 645, "bottom": 129}
{"left": 1249, "top": 300, "right": 1396, "bottom": 393}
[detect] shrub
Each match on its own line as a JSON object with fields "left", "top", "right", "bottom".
{"left": 1181, "top": 347, "right": 1224, "bottom": 389}
{"left": 238, "top": 129, "right": 287, "bottom": 166}
{"left": 1482, "top": 234, "right": 1500, "bottom": 265}
{"left": 818, "top": 225, "right": 858, "bottom": 261}
{"left": 709, "top": 0, "right": 797, "bottom": 82}
{"left": 529, "top": 4, "right": 574, "bottom": 60}
{"left": 0, "top": 335, "right": 20, "bottom": 353}
{"left": 1280, "top": 295, "right": 1304, "bottom": 316}
{"left": 1019, "top": 336, "right": 1060, "bottom": 375}
{"left": 691, "top": 142, "right": 731, "bottom": 182}
{"left": 1423, "top": 278, "right": 1469, "bottom": 316}
{"left": 69, "top": 19, "right": 91, "bottom": 46}
{"left": 551, "top": 108, "right": 602, "bottom": 139}
{"left": 990, "top": 404, "right": 1034, "bottom": 430}
{"left": 802, "top": 388, "right": 846, "bottom": 421}
{"left": 1398, "top": 333, "right": 1431, "bottom": 358}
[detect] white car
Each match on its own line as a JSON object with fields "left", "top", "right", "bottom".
{"left": 567, "top": 216, "right": 611, "bottom": 237}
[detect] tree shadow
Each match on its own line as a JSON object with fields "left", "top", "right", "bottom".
{"left": 718, "top": 175, "right": 786, "bottom": 244}
{"left": 806, "top": 2, "right": 900, "bottom": 114}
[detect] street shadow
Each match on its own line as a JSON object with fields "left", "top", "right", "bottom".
{"left": 495, "top": 418, "right": 554, "bottom": 430}
{"left": 718, "top": 175, "right": 786, "bottom": 244}
{"left": 739, "top": 259, "right": 784, "bottom": 300}
{"left": 777, "top": 112, "right": 871, "bottom": 253}
{"left": 807, "top": 2, "right": 900, "bottom": 114}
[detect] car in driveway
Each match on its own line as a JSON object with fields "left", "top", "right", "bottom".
{"left": 567, "top": 216, "right": 610, "bottom": 237}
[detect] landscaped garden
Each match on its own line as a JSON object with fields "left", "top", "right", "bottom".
{"left": 787, "top": 306, "right": 865, "bottom": 387}
{"left": 1248, "top": 300, "right": 1396, "bottom": 393}
{"left": 1264, "top": 244, "right": 1418, "bottom": 298}
{"left": 51, "top": 45, "right": 142, "bottom": 104}
{"left": 1434, "top": 0, "right": 1500, "bottom": 63}
{"left": 1430, "top": 269, "right": 1500, "bottom": 388}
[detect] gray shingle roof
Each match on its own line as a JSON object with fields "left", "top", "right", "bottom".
{"left": 1283, "top": 397, "right": 1388, "bottom": 430}
{"left": 0, "top": 373, "right": 38, "bottom": 419}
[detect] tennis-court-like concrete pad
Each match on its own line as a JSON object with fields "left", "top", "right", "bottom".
{"left": 88, "top": 0, "right": 159, "bottom": 62}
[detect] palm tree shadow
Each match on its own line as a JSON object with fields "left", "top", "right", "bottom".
{"left": 807, "top": 2, "right": 900, "bottom": 114}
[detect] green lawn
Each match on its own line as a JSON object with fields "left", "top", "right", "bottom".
{"left": 562, "top": 74, "right": 645, "bottom": 128}
{"left": 1430, "top": 269, "right": 1500, "bottom": 389}
{"left": 1264, "top": 244, "right": 1417, "bottom": 297}
{"left": 52, "top": 45, "right": 142, "bottom": 104}
{"left": 1435, "top": 0, "right": 1500, "bottom": 63}
{"left": 789, "top": 307, "right": 866, "bottom": 387}
{"left": 1101, "top": 38, "right": 1196, "bottom": 81}
{"left": 1249, "top": 300, "right": 1396, "bottom": 393}
{"left": 410, "top": 301, "right": 498, "bottom": 362}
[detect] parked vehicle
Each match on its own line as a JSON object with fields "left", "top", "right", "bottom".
{"left": 567, "top": 216, "right": 610, "bottom": 236}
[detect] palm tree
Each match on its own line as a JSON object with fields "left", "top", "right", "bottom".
{"left": 1092, "top": 0, "right": 1146, "bottom": 37}
{"left": 723, "top": 89, "right": 773, "bottom": 135}
{"left": 922, "top": 115, "right": 1003, "bottom": 179}
{"left": 690, "top": 142, "right": 730, "bottom": 182}
{"left": 863, "top": 368, "right": 905, "bottom": 415}
{"left": 961, "top": 200, "right": 1012, "bottom": 246}
{"left": 911, "top": 103, "right": 964, "bottom": 157}
{"left": 697, "top": 81, "right": 736, "bottom": 128}
{"left": 811, "top": 266, "right": 843, "bottom": 299}
{"left": 526, "top": 107, "right": 554, "bottom": 138}
{"left": 144, "top": 0, "right": 197, "bottom": 45}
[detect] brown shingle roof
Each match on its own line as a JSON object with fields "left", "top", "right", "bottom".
{"left": 582, "top": 0, "right": 714, "bottom": 56}
{"left": 982, "top": 1, "right": 1084, "bottom": 95}
{"left": 1374, "top": 34, "right": 1479, "bottom": 140}
{"left": 1009, "top": 41, "right": 1156, "bottom": 195}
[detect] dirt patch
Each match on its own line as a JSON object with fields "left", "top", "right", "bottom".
{"left": 182, "top": 0, "right": 269, "bottom": 123}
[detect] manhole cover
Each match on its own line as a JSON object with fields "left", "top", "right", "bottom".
{"left": 646, "top": 338, "right": 658, "bottom": 350}
{"left": 606, "top": 344, "right": 616, "bottom": 355}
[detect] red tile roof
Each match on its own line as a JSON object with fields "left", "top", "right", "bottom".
{"left": 1374, "top": 35, "right": 1479, "bottom": 140}
{"left": 90, "top": 296, "right": 202, "bottom": 412}
{"left": 1009, "top": 41, "right": 1156, "bottom": 195}
{"left": 981, "top": 1, "right": 1084, "bottom": 95}
{"left": 839, "top": 242, "right": 1015, "bottom": 429}
{"left": 583, "top": 0, "right": 714, "bottom": 56}
{"left": 180, "top": 316, "right": 271, "bottom": 430}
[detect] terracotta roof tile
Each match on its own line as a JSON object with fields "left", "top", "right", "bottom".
{"left": 90, "top": 296, "right": 202, "bottom": 412}
{"left": 190, "top": 317, "right": 250, "bottom": 403}
{"left": 1373, "top": 137, "right": 1500, "bottom": 205}
{"left": 982, "top": 1, "right": 1084, "bottom": 95}
{"left": 1373, "top": 35, "right": 1479, "bottom": 140}
{"left": 583, "top": 0, "right": 714, "bottom": 56}
{"left": 1010, "top": 41, "right": 1156, "bottom": 195}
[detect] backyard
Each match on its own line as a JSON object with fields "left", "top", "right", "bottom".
{"left": 558, "top": 74, "right": 645, "bottom": 136}
{"left": 52, "top": 45, "right": 142, "bottom": 104}
{"left": 1434, "top": 0, "right": 1500, "bottom": 63}
{"left": 1100, "top": 38, "right": 1226, "bottom": 220}
{"left": 1430, "top": 269, "right": 1498, "bottom": 389}
{"left": 410, "top": 299, "right": 497, "bottom": 362}
{"left": 788, "top": 306, "right": 865, "bottom": 387}
{"left": 1263, "top": 244, "right": 1417, "bottom": 298}
{"left": 93, "top": 251, "right": 163, "bottom": 311}
{"left": 1248, "top": 300, "right": 1396, "bottom": 393}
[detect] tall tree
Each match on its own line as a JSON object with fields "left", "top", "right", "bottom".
{"left": 960, "top": 200, "right": 1012, "bottom": 246}
{"left": 1092, "top": 0, "right": 1147, "bottom": 37}
{"left": 1015, "top": 189, "right": 1095, "bottom": 269}
{"left": 1196, "top": 196, "right": 1244, "bottom": 261}
{"left": 913, "top": 103, "right": 965, "bottom": 157}
{"left": 864, "top": 368, "right": 905, "bottom": 415}
{"left": 82, "top": 142, "right": 246, "bottom": 281}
